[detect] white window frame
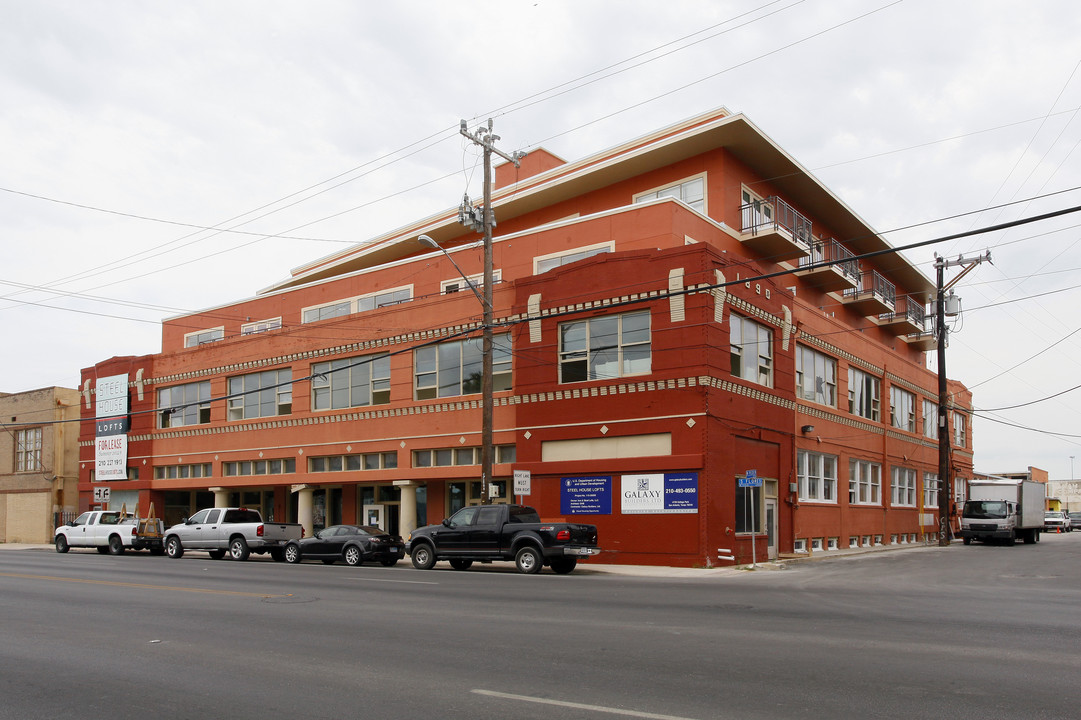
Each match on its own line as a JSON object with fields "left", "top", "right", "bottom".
{"left": 923, "top": 472, "right": 939, "bottom": 509}
{"left": 227, "top": 369, "right": 293, "bottom": 421}
{"left": 301, "top": 285, "right": 414, "bottom": 324}
{"left": 922, "top": 398, "right": 938, "bottom": 439}
{"left": 441, "top": 270, "right": 501, "bottom": 295}
{"left": 848, "top": 458, "right": 881, "bottom": 505}
{"left": 730, "top": 313, "right": 773, "bottom": 387}
{"left": 891, "top": 466, "right": 917, "bottom": 507}
{"left": 633, "top": 173, "right": 707, "bottom": 214}
{"left": 953, "top": 411, "right": 967, "bottom": 447}
{"left": 158, "top": 381, "right": 212, "bottom": 428}
{"left": 414, "top": 334, "right": 512, "bottom": 400}
{"left": 312, "top": 353, "right": 391, "bottom": 411}
{"left": 15, "top": 427, "right": 43, "bottom": 473}
{"left": 558, "top": 310, "right": 651, "bottom": 384}
{"left": 798, "top": 450, "right": 838, "bottom": 503}
{"left": 848, "top": 367, "right": 881, "bottom": 421}
{"left": 741, "top": 186, "right": 774, "bottom": 229}
{"left": 184, "top": 327, "right": 224, "bottom": 348}
{"left": 796, "top": 344, "right": 836, "bottom": 406}
{"left": 890, "top": 386, "right": 916, "bottom": 432}
{"left": 534, "top": 242, "right": 613, "bottom": 275}
{"left": 241, "top": 317, "right": 282, "bottom": 335}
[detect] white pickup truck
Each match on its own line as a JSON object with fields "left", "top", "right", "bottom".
{"left": 163, "top": 507, "right": 303, "bottom": 561}
{"left": 54, "top": 510, "right": 165, "bottom": 555}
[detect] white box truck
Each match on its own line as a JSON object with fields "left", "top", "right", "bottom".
{"left": 960, "top": 479, "right": 1045, "bottom": 546}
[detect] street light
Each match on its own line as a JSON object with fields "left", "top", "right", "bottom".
{"left": 418, "top": 234, "right": 494, "bottom": 505}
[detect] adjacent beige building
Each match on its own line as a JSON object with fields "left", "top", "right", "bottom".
{"left": 1, "top": 387, "right": 81, "bottom": 543}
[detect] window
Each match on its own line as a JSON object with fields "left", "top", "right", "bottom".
{"left": 441, "top": 270, "right": 502, "bottom": 295}
{"left": 301, "top": 287, "right": 412, "bottom": 324}
{"left": 953, "top": 412, "right": 967, "bottom": 447}
{"left": 954, "top": 478, "right": 966, "bottom": 503}
{"left": 922, "top": 399, "right": 938, "bottom": 439}
{"left": 730, "top": 314, "right": 773, "bottom": 387}
{"left": 798, "top": 450, "right": 837, "bottom": 502}
{"left": 796, "top": 345, "right": 836, "bottom": 406}
{"left": 184, "top": 327, "right": 224, "bottom": 348}
{"left": 923, "top": 472, "right": 939, "bottom": 509}
{"left": 849, "top": 459, "right": 881, "bottom": 505}
{"left": 412, "top": 445, "right": 516, "bottom": 468}
{"left": 535, "top": 243, "right": 613, "bottom": 274}
{"left": 312, "top": 353, "right": 390, "bottom": 410}
{"left": 848, "top": 367, "right": 881, "bottom": 421}
{"left": 227, "top": 369, "right": 292, "bottom": 420}
{"left": 559, "top": 311, "right": 651, "bottom": 383}
{"left": 155, "top": 463, "right": 212, "bottom": 480}
{"left": 241, "top": 317, "right": 282, "bottom": 335}
{"left": 634, "top": 175, "right": 705, "bottom": 213}
{"left": 741, "top": 187, "right": 774, "bottom": 230}
{"left": 223, "top": 458, "right": 296, "bottom": 476}
{"left": 308, "top": 453, "right": 395, "bottom": 473}
{"left": 414, "top": 334, "right": 512, "bottom": 399}
{"left": 890, "top": 386, "right": 916, "bottom": 432}
{"left": 891, "top": 467, "right": 917, "bottom": 507}
{"left": 14, "top": 427, "right": 42, "bottom": 472}
{"left": 158, "top": 381, "right": 212, "bottom": 428}
{"left": 735, "top": 483, "right": 762, "bottom": 533}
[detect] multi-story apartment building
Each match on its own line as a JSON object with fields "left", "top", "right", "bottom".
{"left": 2, "top": 386, "right": 80, "bottom": 543}
{"left": 77, "top": 107, "right": 974, "bottom": 566}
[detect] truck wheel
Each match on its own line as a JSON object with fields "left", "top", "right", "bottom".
{"left": 962, "top": 537, "right": 971, "bottom": 546}
{"left": 208, "top": 549, "right": 226, "bottom": 560}
{"left": 550, "top": 557, "right": 577, "bottom": 574}
{"left": 96, "top": 546, "right": 109, "bottom": 554}
{"left": 229, "top": 537, "right": 250, "bottom": 561}
{"left": 449, "top": 558, "right": 473, "bottom": 571}
{"left": 107, "top": 535, "right": 125, "bottom": 555}
{"left": 1005, "top": 531, "right": 1016, "bottom": 547}
{"left": 410, "top": 542, "right": 436, "bottom": 570}
{"left": 284, "top": 544, "right": 301, "bottom": 564}
{"left": 269, "top": 548, "right": 285, "bottom": 562}
{"left": 166, "top": 536, "right": 184, "bottom": 559}
{"left": 380, "top": 558, "right": 399, "bottom": 567}
{"left": 515, "top": 545, "right": 543, "bottom": 574}
{"left": 55, "top": 535, "right": 69, "bottom": 553}
{"left": 344, "top": 545, "right": 363, "bottom": 566}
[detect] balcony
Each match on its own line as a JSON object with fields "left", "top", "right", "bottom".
{"left": 739, "top": 195, "right": 812, "bottom": 262}
{"left": 879, "top": 295, "right": 928, "bottom": 335}
{"left": 795, "top": 238, "right": 859, "bottom": 292}
{"left": 842, "top": 270, "right": 895, "bottom": 316}
{"left": 902, "top": 330, "right": 937, "bottom": 352}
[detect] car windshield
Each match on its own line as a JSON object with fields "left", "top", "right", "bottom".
{"left": 1045, "top": 512, "right": 1062, "bottom": 519}
{"left": 963, "top": 501, "right": 1007, "bottom": 519}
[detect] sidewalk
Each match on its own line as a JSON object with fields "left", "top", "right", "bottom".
{"left": 1, "top": 538, "right": 944, "bottom": 577}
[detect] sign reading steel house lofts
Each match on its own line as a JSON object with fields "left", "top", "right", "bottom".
{"left": 94, "top": 374, "right": 129, "bottom": 482}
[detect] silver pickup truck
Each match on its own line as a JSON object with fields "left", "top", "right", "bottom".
{"left": 163, "top": 507, "right": 302, "bottom": 561}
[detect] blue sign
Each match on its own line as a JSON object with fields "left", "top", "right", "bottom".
{"left": 561, "top": 476, "right": 612, "bottom": 515}
{"left": 663, "top": 472, "right": 698, "bottom": 511}
{"left": 739, "top": 469, "right": 762, "bottom": 488}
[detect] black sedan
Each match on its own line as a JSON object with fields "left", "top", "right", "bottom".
{"left": 283, "top": 525, "right": 405, "bottom": 566}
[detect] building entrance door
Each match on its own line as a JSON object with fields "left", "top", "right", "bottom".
{"left": 765, "top": 499, "right": 778, "bottom": 560}
{"left": 362, "top": 504, "right": 385, "bottom": 531}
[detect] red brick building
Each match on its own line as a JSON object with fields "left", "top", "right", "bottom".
{"left": 78, "top": 107, "right": 974, "bottom": 566}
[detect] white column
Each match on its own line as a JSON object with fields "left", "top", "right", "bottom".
{"left": 297, "top": 486, "right": 314, "bottom": 538}
{"left": 394, "top": 481, "right": 419, "bottom": 538}
{"left": 209, "top": 487, "right": 230, "bottom": 508}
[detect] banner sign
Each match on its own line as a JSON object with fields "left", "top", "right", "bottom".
{"left": 95, "top": 374, "right": 129, "bottom": 482}
{"left": 621, "top": 472, "right": 699, "bottom": 514}
{"left": 560, "top": 476, "right": 612, "bottom": 515}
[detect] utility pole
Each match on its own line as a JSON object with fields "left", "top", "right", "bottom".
{"left": 934, "top": 251, "right": 990, "bottom": 546}
{"left": 459, "top": 119, "right": 522, "bottom": 505}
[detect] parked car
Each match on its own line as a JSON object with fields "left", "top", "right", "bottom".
{"left": 284, "top": 525, "right": 404, "bottom": 566}
{"left": 164, "top": 507, "right": 303, "bottom": 560}
{"left": 54, "top": 510, "right": 164, "bottom": 555}
{"left": 1068, "top": 511, "right": 1081, "bottom": 529}
{"left": 1043, "top": 511, "right": 1070, "bottom": 533}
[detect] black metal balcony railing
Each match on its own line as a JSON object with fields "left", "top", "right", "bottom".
{"left": 798, "top": 238, "right": 859, "bottom": 281}
{"left": 844, "top": 270, "right": 896, "bottom": 306}
{"left": 740, "top": 195, "right": 812, "bottom": 249}
{"left": 900, "top": 295, "right": 927, "bottom": 329}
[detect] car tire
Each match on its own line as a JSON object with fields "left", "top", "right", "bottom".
{"left": 96, "top": 546, "right": 109, "bottom": 554}
{"left": 166, "top": 536, "right": 184, "bottom": 559}
{"left": 229, "top": 537, "right": 250, "bottom": 561}
{"left": 107, "top": 535, "right": 125, "bottom": 555}
{"left": 379, "top": 558, "right": 399, "bottom": 567}
{"left": 208, "top": 549, "right": 226, "bottom": 560}
{"left": 449, "top": 558, "right": 473, "bottom": 571}
{"left": 321, "top": 558, "right": 336, "bottom": 565}
{"left": 55, "top": 535, "right": 69, "bottom": 553}
{"left": 549, "top": 557, "right": 577, "bottom": 574}
{"left": 410, "top": 542, "right": 436, "bottom": 570}
{"left": 515, "top": 545, "right": 543, "bottom": 574}
{"left": 269, "top": 548, "right": 285, "bottom": 562}
{"left": 962, "top": 537, "right": 971, "bottom": 545}
{"left": 284, "top": 544, "right": 301, "bottom": 564}
{"left": 344, "top": 545, "right": 363, "bottom": 566}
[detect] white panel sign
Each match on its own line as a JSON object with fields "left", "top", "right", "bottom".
{"left": 95, "top": 374, "right": 128, "bottom": 418}
{"left": 513, "top": 470, "right": 531, "bottom": 496}
{"left": 95, "top": 434, "right": 128, "bottom": 481}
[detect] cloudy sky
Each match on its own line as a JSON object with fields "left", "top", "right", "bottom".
{"left": 3, "top": 0, "right": 1080, "bottom": 479}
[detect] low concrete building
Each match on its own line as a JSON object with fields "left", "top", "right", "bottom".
{"left": 1, "top": 387, "right": 81, "bottom": 543}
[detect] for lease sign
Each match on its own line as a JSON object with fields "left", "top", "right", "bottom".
{"left": 95, "top": 374, "right": 129, "bottom": 481}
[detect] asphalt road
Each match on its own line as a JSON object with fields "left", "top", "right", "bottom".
{"left": 1, "top": 534, "right": 1079, "bottom": 720}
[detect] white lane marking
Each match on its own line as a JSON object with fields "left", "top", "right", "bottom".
{"left": 348, "top": 577, "right": 439, "bottom": 585}
{"left": 471, "top": 689, "right": 701, "bottom": 719}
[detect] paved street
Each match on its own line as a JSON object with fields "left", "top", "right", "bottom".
{"left": 1, "top": 534, "right": 1078, "bottom": 720}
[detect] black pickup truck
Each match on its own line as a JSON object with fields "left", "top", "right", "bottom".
{"left": 406, "top": 504, "right": 600, "bottom": 574}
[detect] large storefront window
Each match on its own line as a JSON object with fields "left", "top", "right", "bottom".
{"left": 559, "top": 310, "right": 651, "bottom": 383}
{"left": 414, "top": 334, "right": 511, "bottom": 399}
